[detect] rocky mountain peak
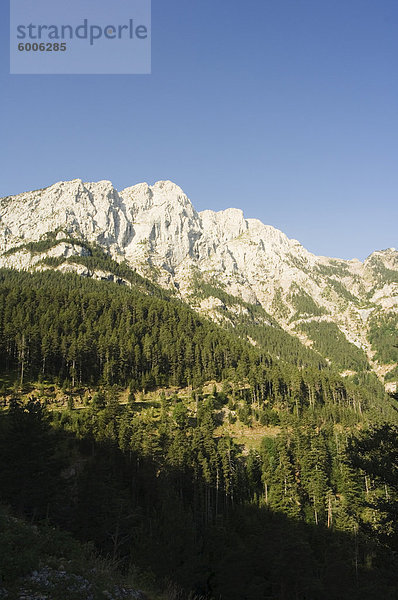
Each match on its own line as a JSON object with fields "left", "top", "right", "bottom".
{"left": 121, "top": 180, "right": 195, "bottom": 212}
{"left": 0, "top": 178, "right": 397, "bottom": 388}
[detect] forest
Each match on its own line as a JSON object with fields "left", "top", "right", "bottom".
{"left": 1, "top": 268, "right": 398, "bottom": 599}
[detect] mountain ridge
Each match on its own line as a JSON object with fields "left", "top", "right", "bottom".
{"left": 1, "top": 178, "right": 397, "bottom": 387}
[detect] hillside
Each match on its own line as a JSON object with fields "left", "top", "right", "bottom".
{"left": 1, "top": 376, "right": 398, "bottom": 599}
{"left": 1, "top": 180, "right": 398, "bottom": 599}
{"left": 0, "top": 268, "right": 398, "bottom": 598}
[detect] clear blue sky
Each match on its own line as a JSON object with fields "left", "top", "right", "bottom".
{"left": 1, "top": 0, "right": 397, "bottom": 260}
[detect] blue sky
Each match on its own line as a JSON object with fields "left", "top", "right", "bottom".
{"left": 1, "top": 0, "right": 397, "bottom": 260}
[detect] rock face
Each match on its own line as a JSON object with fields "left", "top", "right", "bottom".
{"left": 1, "top": 179, "right": 397, "bottom": 382}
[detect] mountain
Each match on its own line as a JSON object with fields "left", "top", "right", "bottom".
{"left": 1, "top": 179, "right": 397, "bottom": 386}
{"left": 2, "top": 180, "right": 398, "bottom": 600}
